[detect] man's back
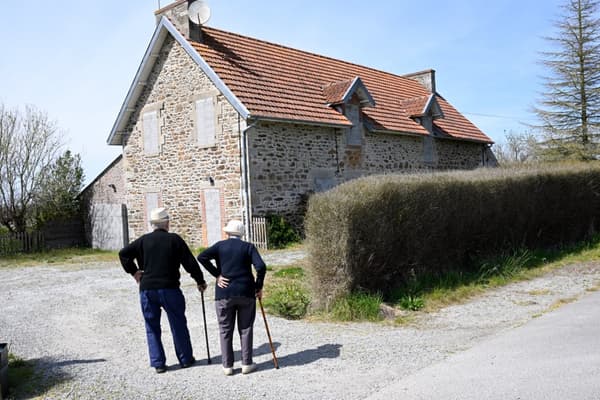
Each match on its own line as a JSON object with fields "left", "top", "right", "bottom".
{"left": 119, "top": 229, "right": 203, "bottom": 290}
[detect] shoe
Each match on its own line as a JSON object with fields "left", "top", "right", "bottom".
{"left": 155, "top": 366, "right": 167, "bottom": 374}
{"left": 223, "top": 367, "right": 233, "bottom": 376}
{"left": 241, "top": 363, "right": 257, "bottom": 374}
{"left": 181, "top": 357, "right": 196, "bottom": 368}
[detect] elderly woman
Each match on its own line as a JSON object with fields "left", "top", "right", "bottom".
{"left": 197, "top": 220, "right": 266, "bottom": 375}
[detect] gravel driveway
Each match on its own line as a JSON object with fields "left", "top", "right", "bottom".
{"left": 1, "top": 251, "right": 599, "bottom": 400}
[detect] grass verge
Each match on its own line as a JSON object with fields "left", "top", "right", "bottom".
{"left": 390, "top": 235, "right": 600, "bottom": 314}
{"left": 0, "top": 248, "right": 117, "bottom": 268}
{"left": 262, "top": 264, "right": 311, "bottom": 319}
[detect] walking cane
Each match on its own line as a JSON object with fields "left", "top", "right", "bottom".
{"left": 258, "top": 297, "right": 279, "bottom": 369}
{"left": 200, "top": 291, "right": 211, "bottom": 364}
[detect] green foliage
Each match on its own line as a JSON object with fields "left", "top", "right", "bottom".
{"left": 266, "top": 215, "right": 300, "bottom": 249}
{"left": 34, "top": 150, "right": 85, "bottom": 229}
{"left": 398, "top": 294, "right": 425, "bottom": 311}
{"left": 477, "top": 249, "right": 534, "bottom": 284}
{"left": 263, "top": 281, "right": 310, "bottom": 319}
{"left": 273, "top": 267, "right": 304, "bottom": 279}
{"left": 330, "top": 291, "right": 383, "bottom": 322}
{"left": 306, "top": 163, "right": 600, "bottom": 308}
{"left": 8, "top": 353, "right": 35, "bottom": 393}
{"left": 533, "top": 0, "right": 600, "bottom": 160}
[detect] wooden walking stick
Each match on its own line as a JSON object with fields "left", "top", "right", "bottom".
{"left": 258, "top": 297, "right": 279, "bottom": 369}
{"left": 200, "top": 291, "right": 211, "bottom": 364}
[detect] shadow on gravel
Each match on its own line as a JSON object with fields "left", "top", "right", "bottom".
{"left": 202, "top": 342, "right": 281, "bottom": 366}
{"left": 9, "top": 356, "right": 106, "bottom": 399}
{"left": 190, "top": 342, "right": 342, "bottom": 371}
{"left": 256, "top": 343, "right": 342, "bottom": 371}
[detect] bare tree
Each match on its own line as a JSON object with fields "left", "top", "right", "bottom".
{"left": 493, "top": 131, "right": 540, "bottom": 165}
{"left": 0, "top": 103, "right": 62, "bottom": 232}
{"left": 533, "top": 0, "right": 600, "bottom": 160}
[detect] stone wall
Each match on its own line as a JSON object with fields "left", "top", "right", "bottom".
{"left": 436, "top": 138, "right": 486, "bottom": 169}
{"left": 80, "top": 155, "right": 126, "bottom": 248}
{"left": 81, "top": 155, "right": 125, "bottom": 206}
{"left": 122, "top": 36, "right": 242, "bottom": 247}
{"left": 247, "top": 121, "right": 487, "bottom": 226}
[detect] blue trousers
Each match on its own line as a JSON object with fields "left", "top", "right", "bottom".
{"left": 140, "top": 288, "right": 194, "bottom": 368}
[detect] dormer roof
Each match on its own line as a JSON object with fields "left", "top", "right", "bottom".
{"left": 323, "top": 77, "right": 375, "bottom": 108}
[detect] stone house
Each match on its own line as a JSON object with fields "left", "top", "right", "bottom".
{"left": 97, "top": 0, "right": 495, "bottom": 249}
{"left": 79, "top": 155, "right": 128, "bottom": 250}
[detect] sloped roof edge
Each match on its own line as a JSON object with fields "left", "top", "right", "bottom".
{"left": 107, "top": 17, "right": 250, "bottom": 146}
{"left": 424, "top": 94, "right": 444, "bottom": 119}
{"left": 78, "top": 154, "right": 123, "bottom": 198}
{"left": 342, "top": 77, "right": 376, "bottom": 107}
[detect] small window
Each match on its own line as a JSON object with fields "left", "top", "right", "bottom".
{"left": 195, "top": 96, "right": 216, "bottom": 147}
{"left": 142, "top": 110, "right": 159, "bottom": 155}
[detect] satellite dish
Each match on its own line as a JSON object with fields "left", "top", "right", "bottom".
{"left": 188, "top": 0, "right": 211, "bottom": 25}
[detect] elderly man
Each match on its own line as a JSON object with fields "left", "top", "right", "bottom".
{"left": 119, "top": 207, "right": 207, "bottom": 374}
{"left": 197, "top": 219, "right": 266, "bottom": 375}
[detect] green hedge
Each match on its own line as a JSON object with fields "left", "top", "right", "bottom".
{"left": 305, "top": 163, "right": 600, "bottom": 308}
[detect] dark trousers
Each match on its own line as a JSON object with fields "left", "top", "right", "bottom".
{"left": 215, "top": 297, "right": 256, "bottom": 367}
{"left": 140, "top": 288, "right": 194, "bottom": 368}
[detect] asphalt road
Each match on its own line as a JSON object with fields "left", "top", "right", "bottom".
{"left": 368, "top": 290, "right": 600, "bottom": 400}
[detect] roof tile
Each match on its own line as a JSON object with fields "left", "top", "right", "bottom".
{"left": 190, "top": 27, "right": 492, "bottom": 143}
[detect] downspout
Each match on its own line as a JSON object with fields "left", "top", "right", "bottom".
{"left": 240, "top": 118, "right": 257, "bottom": 242}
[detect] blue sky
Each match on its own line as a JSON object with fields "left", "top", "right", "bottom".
{"left": 0, "top": 0, "right": 565, "bottom": 184}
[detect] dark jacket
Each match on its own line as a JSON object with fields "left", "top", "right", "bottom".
{"left": 197, "top": 237, "right": 266, "bottom": 300}
{"left": 119, "top": 229, "right": 205, "bottom": 291}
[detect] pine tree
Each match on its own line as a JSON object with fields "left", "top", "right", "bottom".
{"left": 534, "top": 0, "right": 600, "bottom": 160}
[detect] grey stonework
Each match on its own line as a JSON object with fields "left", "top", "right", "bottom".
{"left": 247, "top": 121, "right": 487, "bottom": 227}
{"left": 121, "top": 36, "right": 243, "bottom": 246}
{"left": 79, "top": 156, "right": 126, "bottom": 249}
{"left": 108, "top": 34, "right": 489, "bottom": 248}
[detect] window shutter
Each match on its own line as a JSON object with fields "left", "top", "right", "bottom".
{"left": 196, "top": 97, "right": 216, "bottom": 147}
{"left": 143, "top": 110, "right": 159, "bottom": 155}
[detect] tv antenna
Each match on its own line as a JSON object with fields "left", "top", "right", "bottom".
{"left": 188, "top": 0, "right": 211, "bottom": 25}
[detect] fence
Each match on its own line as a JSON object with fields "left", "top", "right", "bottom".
{"left": 0, "top": 231, "right": 45, "bottom": 255}
{"left": 251, "top": 216, "right": 268, "bottom": 249}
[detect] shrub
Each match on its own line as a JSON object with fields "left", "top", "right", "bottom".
{"left": 263, "top": 282, "right": 310, "bottom": 319}
{"left": 306, "top": 163, "right": 600, "bottom": 308}
{"left": 266, "top": 215, "right": 300, "bottom": 249}
{"left": 398, "top": 294, "right": 425, "bottom": 311}
{"left": 330, "top": 291, "right": 383, "bottom": 321}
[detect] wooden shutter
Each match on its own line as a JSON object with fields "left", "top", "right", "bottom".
{"left": 196, "top": 97, "right": 216, "bottom": 147}
{"left": 143, "top": 110, "right": 159, "bottom": 155}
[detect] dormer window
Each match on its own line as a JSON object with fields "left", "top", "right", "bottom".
{"left": 401, "top": 94, "right": 444, "bottom": 135}
{"left": 323, "top": 76, "right": 375, "bottom": 147}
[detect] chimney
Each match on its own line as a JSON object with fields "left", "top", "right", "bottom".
{"left": 155, "top": 0, "right": 191, "bottom": 38}
{"left": 404, "top": 69, "right": 436, "bottom": 94}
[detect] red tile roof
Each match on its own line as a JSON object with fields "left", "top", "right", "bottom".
{"left": 322, "top": 79, "right": 355, "bottom": 106}
{"left": 399, "top": 96, "right": 430, "bottom": 118}
{"left": 190, "top": 26, "right": 492, "bottom": 143}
